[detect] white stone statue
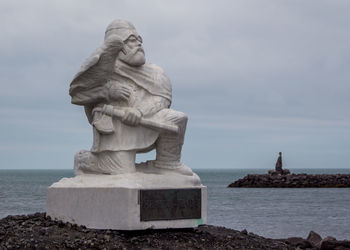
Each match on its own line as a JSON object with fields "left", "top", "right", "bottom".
{"left": 47, "top": 20, "right": 206, "bottom": 229}
{"left": 70, "top": 19, "right": 193, "bottom": 176}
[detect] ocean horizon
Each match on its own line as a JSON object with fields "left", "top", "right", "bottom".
{"left": 1, "top": 168, "right": 349, "bottom": 240}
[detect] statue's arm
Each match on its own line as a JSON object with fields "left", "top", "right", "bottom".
{"left": 136, "top": 96, "right": 170, "bottom": 117}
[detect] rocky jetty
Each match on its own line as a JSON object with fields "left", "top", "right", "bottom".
{"left": 228, "top": 173, "right": 350, "bottom": 188}
{"left": 278, "top": 230, "right": 350, "bottom": 250}
{"left": 1, "top": 213, "right": 349, "bottom": 249}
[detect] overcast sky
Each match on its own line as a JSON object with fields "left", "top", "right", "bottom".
{"left": 1, "top": 0, "right": 349, "bottom": 170}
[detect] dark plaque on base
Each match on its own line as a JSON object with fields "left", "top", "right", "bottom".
{"left": 140, "top": 189, "right": 201, "bottom": 221}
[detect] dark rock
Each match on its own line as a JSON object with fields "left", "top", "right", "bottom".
{"left": 321, "top": 238, "right": 350, "bottom": 250}
{"left": 282, "top": 169, "right": 290, "bottom": 175}
{"left": 307, "top": 230, "right": 323, "bottom": 248}
{"left": 284, "top": 237, "right": 313, "bottom": 249}
{"left": 323, "top": 236, "right": 337, "bottom": 241}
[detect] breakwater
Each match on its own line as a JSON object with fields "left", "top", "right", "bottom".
{"left": 228, "top": 174, "right": 350, "bottom": 188}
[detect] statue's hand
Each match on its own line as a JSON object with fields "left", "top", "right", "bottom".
{"left": 122, "top": 108, "right": 142, "bottom": 126}
{"left": 103, "top": 34, "right": 124, "bottom": 53}
{"left": 108, "top": 83, "right": 131, "bottom": 102}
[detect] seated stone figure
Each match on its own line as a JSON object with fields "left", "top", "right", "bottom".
{"left": 70, "top": 19, "right": 193, "bottom": 176}
{"left": 268, "top": 152, "right": 290, "bottom": 175}
{"left": 275, "top": 152, "right": 283, "bottom": 174}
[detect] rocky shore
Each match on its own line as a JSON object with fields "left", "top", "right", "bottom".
{"left": 1, "top": 213, "right": 349, "bottom": 249}
{"left": 228, "top": 174, "right": 350, "bottom": 188}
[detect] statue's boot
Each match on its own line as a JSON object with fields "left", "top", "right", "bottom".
{"left": 136, "top": 160, "right": 193, "bottom": 176}
{"left": 153, "top": 144, "right": 193, "bottom": 176}
{"left": 154, "top": 162, "right": 194, "bottom": 176}
{"left": 74, "top": 150, "right": 99, "bottom": 175}
{"left": 148, "top": 125, "right": 193, "bottom": 176}
{"left": 148, "top": 110, "right": 193, "bottom": 175}
{"left": 74, "top": 150, "right": 136, "bottom": 175}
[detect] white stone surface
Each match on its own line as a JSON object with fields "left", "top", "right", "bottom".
{"left": 51, "top": 171, "right": 202, "bottom": 189}
{"left": 69, "top": 19, "right": 192, "bottom": 175}
{"left": 47, "top": 174, "right": 207, "bottom": 230}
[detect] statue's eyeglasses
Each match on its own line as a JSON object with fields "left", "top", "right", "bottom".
{"left": 125, "top": 35, "right": 143, "bottom": 44}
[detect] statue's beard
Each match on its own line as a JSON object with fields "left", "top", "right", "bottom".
{"left": 119, "top": 47, "right": 146, "bottom": 67}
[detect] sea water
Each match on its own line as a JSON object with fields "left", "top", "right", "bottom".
{"left": 0, "top": 168, "right": 349, "bottom": 239}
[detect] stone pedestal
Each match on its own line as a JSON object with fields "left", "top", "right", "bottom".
{"left": 46, "top": 173, "right": 207, "bottom": 230}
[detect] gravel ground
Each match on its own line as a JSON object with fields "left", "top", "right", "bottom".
{"left": 0, "top": 213, "right": 296, "bottom": 250}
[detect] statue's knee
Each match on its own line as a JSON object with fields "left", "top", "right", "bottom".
{"left": 160, "top": 109, "right": 188, "bottom": 126}
{"left": 173, "top": 111, "right": 188, "bottom": 126}
{"left": 177, "top": 111, "right": 188, "bottom": 123}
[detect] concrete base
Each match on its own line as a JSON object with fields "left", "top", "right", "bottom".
{"left": 46, "top": 173, "right": 207, "bottom": 230}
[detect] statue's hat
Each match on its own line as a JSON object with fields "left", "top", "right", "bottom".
{"left": 105, "top": 19, "right": 139, "bottom": 41}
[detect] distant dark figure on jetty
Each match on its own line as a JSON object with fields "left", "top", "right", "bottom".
{"left": 275, "top": 152, "right": 282, "bottom": 174}
{"left": 268, "top": 152, "right": 290, "bottom": 175}
{"left": 229, "top": 155, "right": 350, "bottom": 188}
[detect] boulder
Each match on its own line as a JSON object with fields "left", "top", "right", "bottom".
{"left": 307, "top": 230, "right": 322, "bottom": 248}
{"left": 284, "top": 237, "right": 312, "bottom": 249}
{"left": 320, "top": 236, "right": 350, "bottom": 250}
